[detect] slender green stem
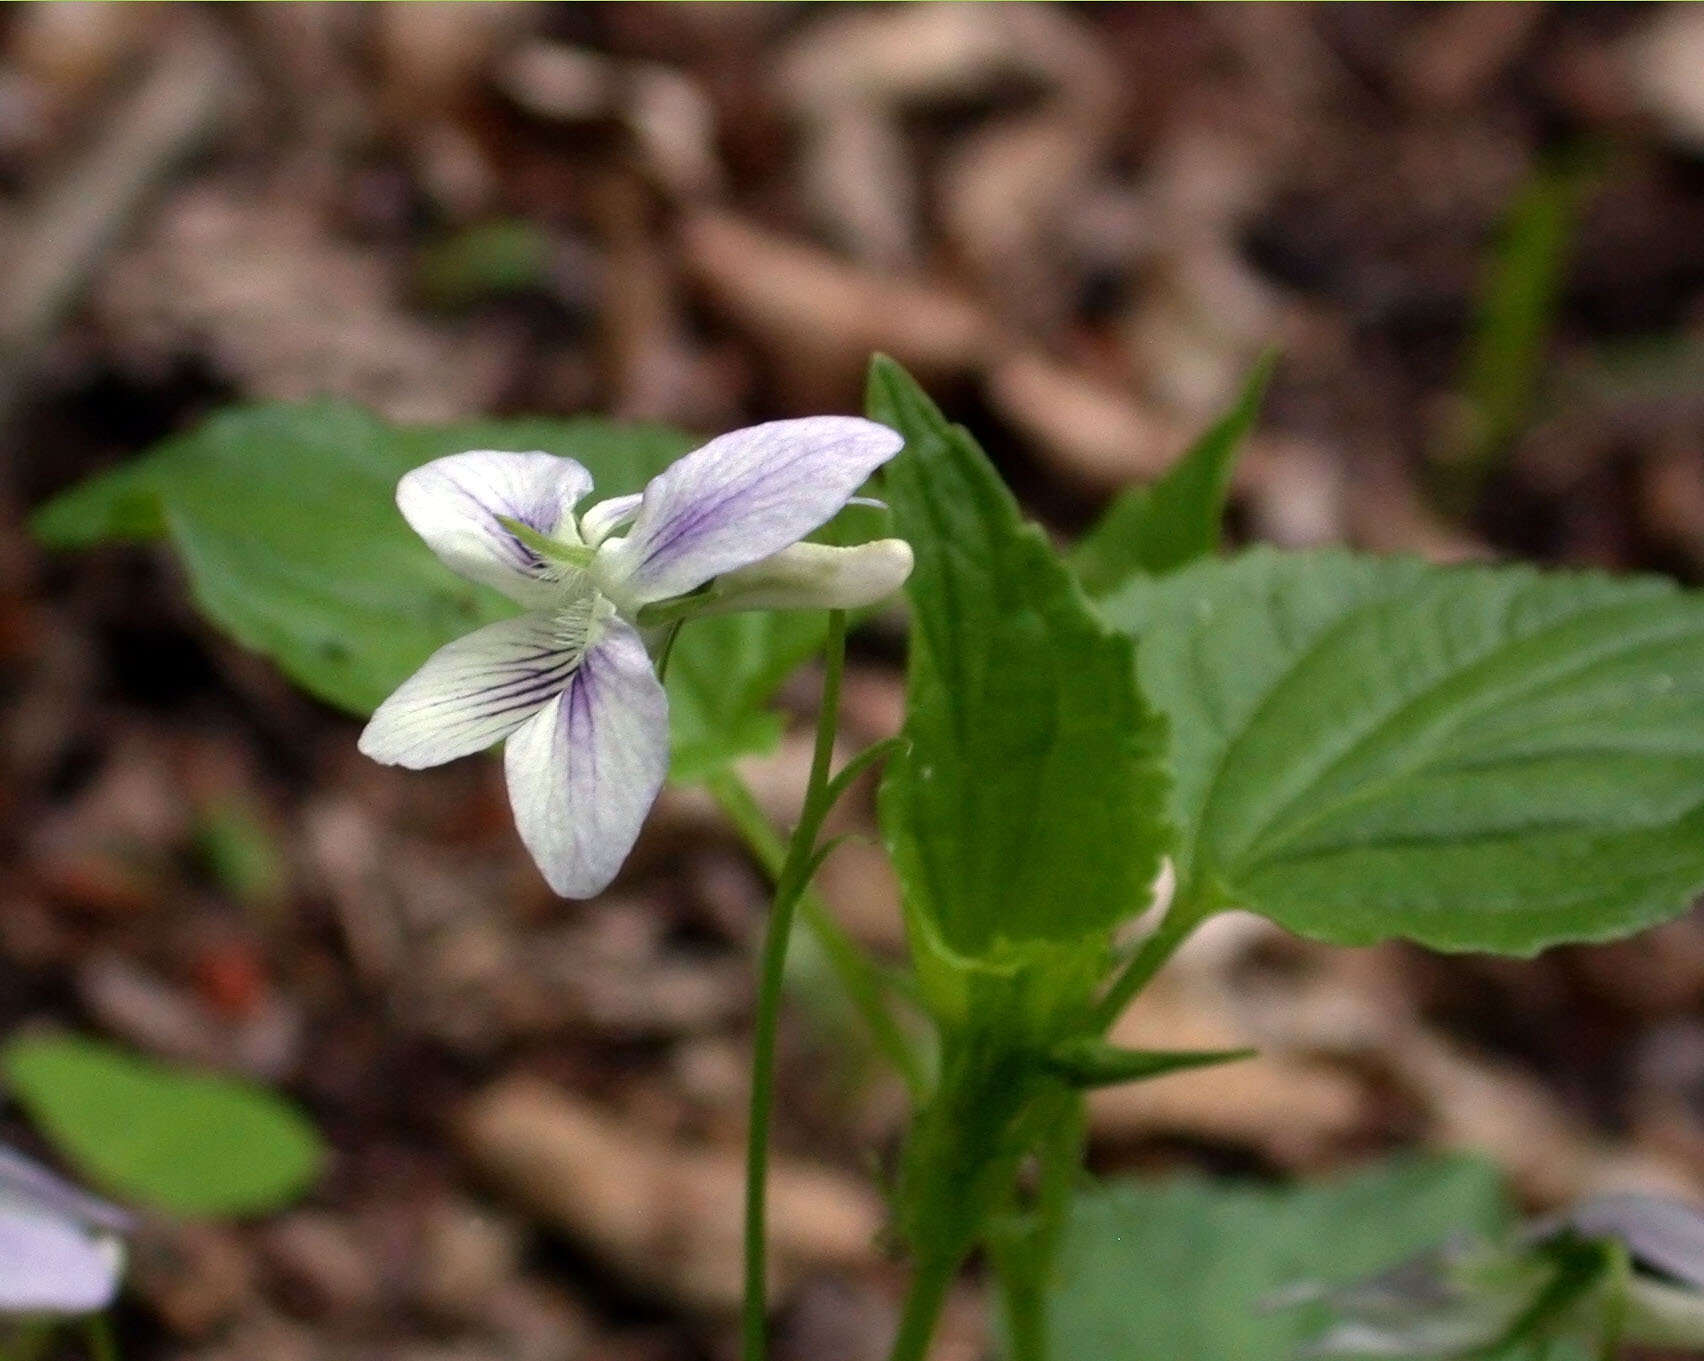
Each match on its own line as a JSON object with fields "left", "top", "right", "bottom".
{"left": 1093, "top": 891, "right": 1209, "bottom": 1031}
{"left": 705, "top": 768, "right": 925, "bottom": 1098}
{"left": 887, "top": 1250, "right": 962, "bottom": 1361}
{"left": 1002, "top": 1093, "right": 1086, "bottom": 1361}
{"left": 84, "top": 1317, "right": 118, "bottom": 1361}
{"left": 0, "top": 1322, "right": 50, "bottom": 1361}
{"left": 743, "top": 613, "right": 849, "bottom": 1361}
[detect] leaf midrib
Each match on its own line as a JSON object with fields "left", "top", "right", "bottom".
{"left": 1227, "top": 603, "right": 1700, "bottom": 877}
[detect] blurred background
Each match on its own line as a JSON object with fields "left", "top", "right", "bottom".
{"left": 5, "top": 3, "right": 1704, "bottom": 1358}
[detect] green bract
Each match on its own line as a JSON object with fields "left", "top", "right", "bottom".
{"left": 31, "top": 402, "right": 827, "bottom": 778}
{"left": 1102, "top": 548, "right": 1704, "bottom": 954}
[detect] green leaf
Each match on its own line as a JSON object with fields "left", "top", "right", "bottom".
{"left": 1431, "top": 153, "right": 1595, "bottom": 515}
{"left": 414, "top": 218, "right": 553, "bottom": 310}
{"left": 1044, "top": 1155, "right": 1578, "bottom": 1361}
{"left": 666, "top": 611, "right": 826, "bottom": 782}
{"left": 1073, "top": 351, "right": 1274, "bottom": 596}
{"left": 32, "top": 402, "right": 825, "bottom": 777}
{"left": 1041, "top": 1038, "right": 1254, "bottom": 1089}
{"left": 1101, "top": 547, "right": 1704, "bottom": 954}
{"left": 4, "top": 1033, "right": 323, "bottom": 1217}
{"left": 867, "top": 356, "right": 1172, "bottom": 963}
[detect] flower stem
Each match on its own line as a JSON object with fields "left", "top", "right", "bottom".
{"left": 84, "top": 1318, "right": 118, "bottom": 1361}
{"left": 705, "top": 767, "right": 925, "bottom": 1098}
{"left": 1092, "top": 889, "right": 1210, "bottom": 1031}
{"left": 887, "top": 1250, "right": 962, "bottom": 1361}
{"left": 743, "top": 611, "right": 850, "bottom": 1361}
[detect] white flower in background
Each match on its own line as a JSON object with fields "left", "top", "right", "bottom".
{"left": 0, "top": 1143, "right": 131, "bottom": 1315}
{"left": 1286, "top": 1193, "right": 1704, "bottom": 1357}
{"left": 360, "top": 417, "right": 910, "bottom": 898}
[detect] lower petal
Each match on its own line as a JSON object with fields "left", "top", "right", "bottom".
{"left": 359, "top": 611, "right": 584, "bottom": 769}
{"left": 502, "top": 617, "right": 669, "bottom": 898}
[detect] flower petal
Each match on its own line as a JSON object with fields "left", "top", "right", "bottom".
{"left": 696, "top": 539, "right": 913, "bottom": 615}
{"left": 593, "top": 417, "right": 903, "bottom": 606}
{"left": 398, "top": 450, "right": 593, "bottom": 605}
{"left": 359, "top": 609, "right": 590, "bottom": 769}
{"left": 0, "top": 1145, "right": 130, "bottom": 1236}
{"left": 579, "top": 492, "right": 642, "bottom": 548}
{"left": 503, "top": 616, "right": 669, "bottom": 898}
{"left": 0, "top": 1209, "right": 121, "bottom": 1314}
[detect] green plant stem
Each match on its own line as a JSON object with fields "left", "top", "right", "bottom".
{"left": 1093, "top": 891, "right": 1209, "bottom": 1031}
{"left": 85, "top": 1318, "right": 118, "bottom": 1361}
{"left": 743, "top": 612, "right": 849, "bottom": 1361}
{"left": 995, "top": 1093, "right": 1086, "bottom": 1361}
{"left": 0, "top": 1323, "right": 53, "bottom": 1361}
{"left": 704, "top": 768, "right": 925, "bottom": 1099}
{"left": 888, "top": 1250, "right": 963, "bottom": 1361}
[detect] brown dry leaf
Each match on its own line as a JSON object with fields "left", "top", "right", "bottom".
{"left": 261, "top": 1211, "right": 386, "bottom": 1320}
{"left": 793, "top": 104, "right": 917, "bottom": 268}
{"left": 1093, "top": 965, "right": 1371, "bottom": 1169}
{"left": 459, "top": 1076, "right": 884, "bottom": 1311}
{"left": 1121, "top": 245, "right": 1282, "bottom": 423}
{"left": 776, "top": 3, "right": 1112, "bottom": 119}
{"left": 938, "top": 114, "right": 1100, "bottom": 331}
{"left": 412, "top": 1198, "right": 524, "bottom": 1324}
{"left": 1236, "top": 436, "right": 1347, "bottom": 549}
{"left": 501, "top": 40, "right": 721, "bottom": 201}
{"left": 1396, "top": 4, "right": 1543, "bottom": 112}
{"left": 376, "top": 2, "right": 530, "bottom": 124}
{"left": 984, "top": 351, "right": 1184, "bottom": 490}
{"left": 815, "top": 839, "right": 906, "bottom": 956}
{"left": 1627, "top": 3, "right": 1704, "bottom": 154}
{"left": 92, "top": 182, "right": 515, "bottom": 422}
{"left": 678, "top": 211, "right": 990, "bottom": 403}
{"left": 131, "top": 1220, "right": 258, "bottom": 1339}
{"left": 4, "top": 0, "right": 149, "bottom": 128}
{"left": 1342, "top": 447, "right": 1490, "bottom": 562}
{"left": 1386, "top": 1031, "right": 1604, "bottom": 1205}
{"left": 77, "top": 950, "right": 304, "bottom": 1079}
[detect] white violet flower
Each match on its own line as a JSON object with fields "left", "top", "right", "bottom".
{"left": 0, "top": 1143, "right": 131, "bottom": 1316}
{"left": 359, "top": 416, "right": 910, "bottom": 898}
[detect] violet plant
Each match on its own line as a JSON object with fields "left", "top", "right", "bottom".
{"left": 33, "top": 354, "right": 1704, "bottom": 1361}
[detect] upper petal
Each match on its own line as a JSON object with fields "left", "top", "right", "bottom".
{"left": 359, "top": 609, "right": 589, "bottom": 769}
{"left": 592, "top": 417, "right": 903, "bottom": 606}
{"left": 398, "top": 450, "right": 593, "bottom": 605}
{"left": 0, "top": 1209, "right": 121, "bottom": 1314}
{"left": 503, "top": 616, "right": 669, "bottom": 898}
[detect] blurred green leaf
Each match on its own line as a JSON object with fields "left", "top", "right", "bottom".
{"left": 1431, "top": 154, "right": 1595, "bottom": 514}
{"left": 32, "top": 402, "right": 824, "bottom": 777}
{"left": 1044, "top": 1156, "right": 1581, "bottom": 1361}
{"left": 192, "top": 802, "right": 287, "bottom": 909}
{"left": 414, "top": 219, "right": 554, "bottom": 309}
{"left": 867, "top": 356, "right": 1172, "bottom": 970}
{"left": 4, "top": 1034, "right": 323, "bottom": 1217}
{"left": 1101, "top": 547, "right": 1704, "bottom": 954}
{"left": 1073, "top": 351, "right": 1274, "bottom": 596}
